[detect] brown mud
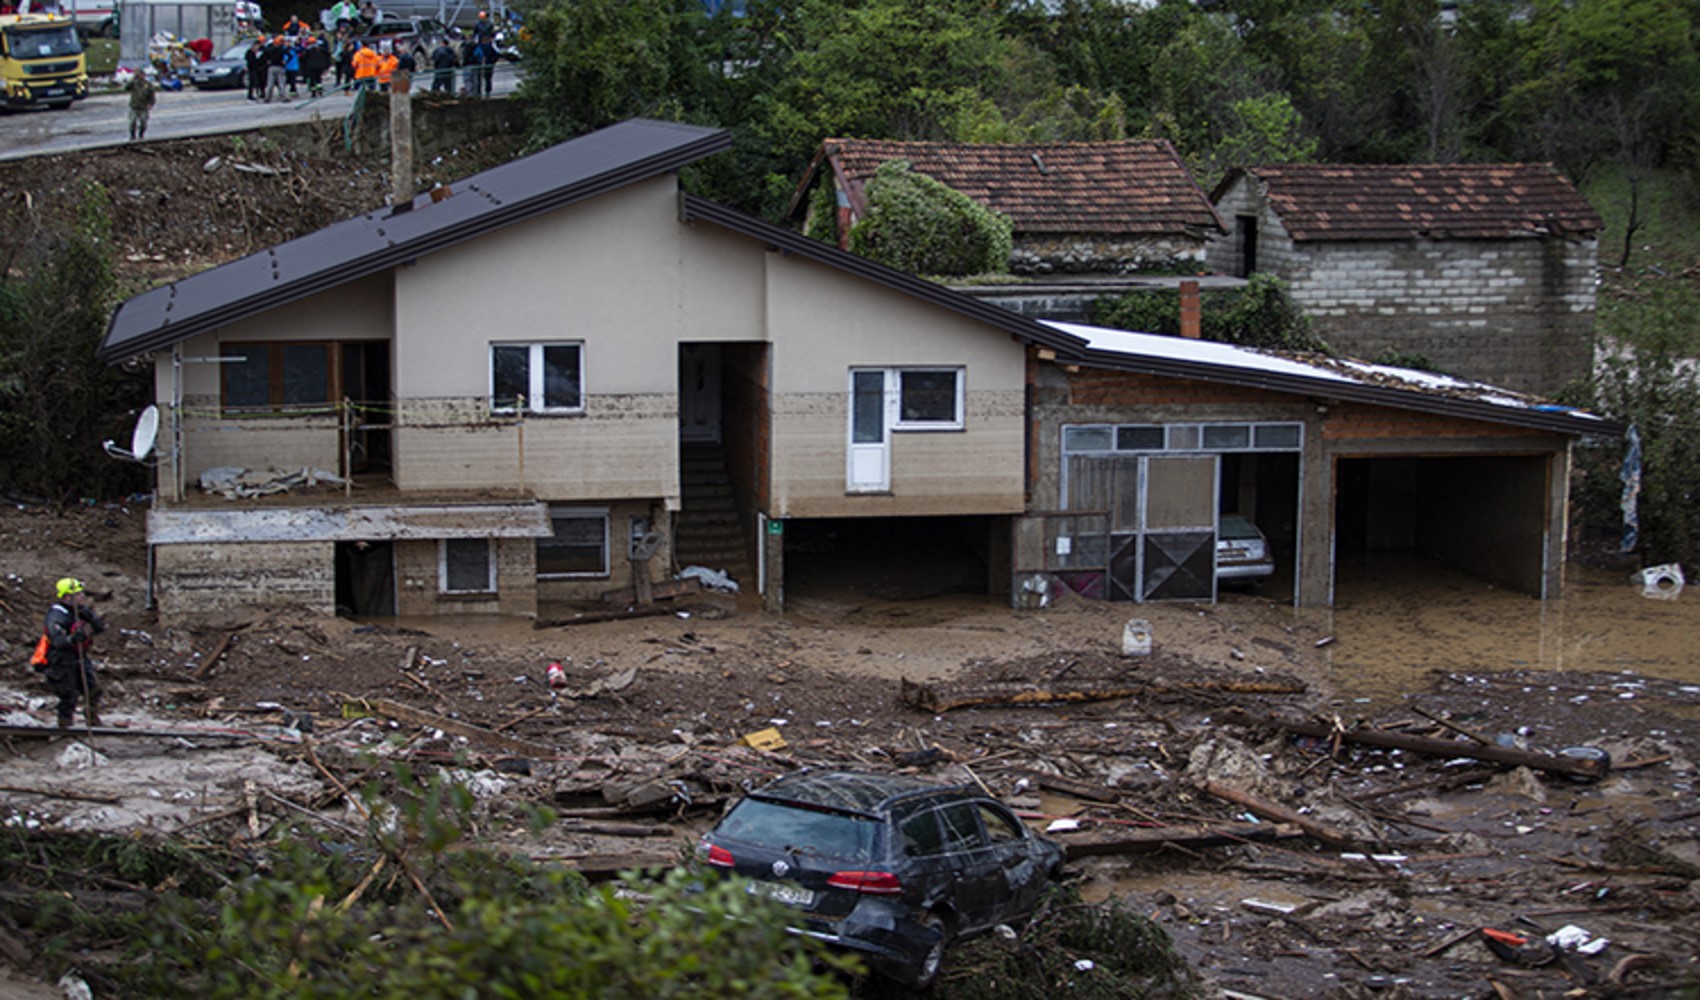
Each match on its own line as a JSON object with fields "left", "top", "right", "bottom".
{"left": 3, "top": 502, "right": 1698, "bottom": 997}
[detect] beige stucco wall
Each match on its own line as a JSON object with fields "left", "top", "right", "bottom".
{"left": 763, "top": 251, "right": 1028, "bottom": 517}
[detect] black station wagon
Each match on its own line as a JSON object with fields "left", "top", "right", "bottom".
{"left": 697, "top": 770, "right": 1065, "bottom": 987}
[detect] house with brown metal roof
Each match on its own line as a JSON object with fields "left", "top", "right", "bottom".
{"left": 792, "top": 138, "right": 1225, "bottom": 277}
{"left": 100, "top": 122, "right": 1613, "bottom": 620}
{"left": 1207, "top": 163, "right": 1603, "bottom": 396}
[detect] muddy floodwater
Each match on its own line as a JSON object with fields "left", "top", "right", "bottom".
{"left": 1309, "top": 554, "right": 1700, "bottom": 706}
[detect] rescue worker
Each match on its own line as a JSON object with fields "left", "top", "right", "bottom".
{"left": 375, "top": 43, "right": 398, "bottom": 91}
{"left": 351, "top": 39, "right": 380, "bottom": 90}
{"left": 41, "top": 578, "right": 106, "bottom": 729}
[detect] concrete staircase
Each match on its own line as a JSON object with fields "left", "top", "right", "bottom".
{"left": 674, "top": 442, "right": 751, "bottom": 588}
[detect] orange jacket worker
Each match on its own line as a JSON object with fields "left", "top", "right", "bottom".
{"left": 376, "top": 51, "right": 398, "bottom": 86}
{"left": 351, "top": 42, "right": 380, "bottom": 84}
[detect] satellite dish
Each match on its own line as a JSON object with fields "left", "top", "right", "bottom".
{"left": 103, "top": 405, "right": 161, "bottom": 463}
{"left": 132, "top": 405, "right": 159, "bottom": 460}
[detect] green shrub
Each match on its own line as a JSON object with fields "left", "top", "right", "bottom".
{"left": 1092, "top": 274, "right": 1326, "bottom": 354}
{"left": 848, "top": 160, "right": 1013, "bottom": 277}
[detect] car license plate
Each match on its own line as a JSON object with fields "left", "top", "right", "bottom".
{"left": 40, "top": 86, "right": 67, "bottom": 97}
{"left": 750, "top": 881, "right": 813, "bottom": 907}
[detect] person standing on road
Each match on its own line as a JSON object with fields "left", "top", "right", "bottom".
{"left": 478, "top": 34, "right": 498, "bottom": 97}
{"left": 301, "top": 34, "right": 330, "bottom": 97}
{"left": 263, "top": 35, "right": 287, "bottom": 102}
{"left": 429, "top": 36, "right": 455, "bottom": 93}
{"left": 351, "top": 39, "right": 380, "bottom": 90}
{"left": 472, "top": 9, "right": 494, "bottom": 43}
{"left": 282, "top": 36, "right": 302, "bottom": 97}
{"left": 244, "top": 37, "right": 265, "bottom": 100}
{"left": 375, "top": 42, "right": 398, "bottom": 91}
{"left": 39, "top": 578, "right": 106, "bottom": 729}
{"left": 126, "top": 69, "right": 156, "bottom": 141}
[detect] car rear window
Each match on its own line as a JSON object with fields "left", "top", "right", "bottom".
{"left": 717, "top": 798, "right": 878, "bottom": 861}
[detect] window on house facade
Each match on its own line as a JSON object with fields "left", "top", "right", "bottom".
{"left": 221, "top": 343, "right": 332, "bottom": 412}
{"left": 537, "top": 507, "right": 608, "bottom": 578}
{"left": 892, "top": 368, "right": 964, "bottom": 430}
{"left": 440, "top": 538, "right": 495, "bottom": 594}
{"left": 491, "top": 342, "right": 583, "bottom": 414}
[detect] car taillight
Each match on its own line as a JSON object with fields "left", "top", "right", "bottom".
{"left": 826, "top": 870, "right": 903, "bottom": 895}
{"left": 703, "top": 844, "right": 735, "bottom": 868}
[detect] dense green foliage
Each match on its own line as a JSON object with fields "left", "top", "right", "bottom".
{"left": 847, "top": 161, "right": 1014, "bottom": 277}
{"left": 1094, "top": 275, "right": 1326, "bottom": 354}
{"left": 0, "top": 182, "right": 149, "bottom": 503}
{"left": 516, "top": 0, "right": 1700, "bottom": 217}
{"left": 2, "top": 764, "right": 854, "bottom": 998}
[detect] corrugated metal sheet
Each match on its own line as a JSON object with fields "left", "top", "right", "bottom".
{"left": 99, "top": 119, "right": 732, "bottom": 363}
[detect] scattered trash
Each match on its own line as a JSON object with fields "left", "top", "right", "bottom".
{"left": 679, "top": 566, "right": 740, "bottom": 593}
{"left": 1546, "top": 924, "right": 1610, "bottom": 955}
{"left": 739, "top": 727, "right": 787, "bottom": 752}
{"left": 1481, "top": 927, "right": 1555, "bottom": 967}
{"left": 1120, "top": 618, "right": 1152, "bottom": 657}
{"left": 1045, "top": 818, "right": 1082, "bottom": 833}
{"left": 546, "top": 662, "right": 568, "bottom": 690}
{"left": 1636, "top": 563, "right": 1684, "bottom": 600}
{"left": 1241, "top": 898, "right": 1300, "bottom": 916}
{"left": 1073, "top": 959, "right": 1095, "bottom": 972}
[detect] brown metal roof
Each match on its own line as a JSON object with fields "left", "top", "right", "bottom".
{"left": 807, "top": 138, "right": 1224, "bottom": 236}
{"left": 99, "top": 119, "right": 733, "bottom": 363}
{"left": 1216, "top": 163, "right": 1603, "bottom": 242}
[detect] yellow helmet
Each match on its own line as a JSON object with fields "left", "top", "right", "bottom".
{"left": 56, "top": 577, "right": 85, "bottom": 599}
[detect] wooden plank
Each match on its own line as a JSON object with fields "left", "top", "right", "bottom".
{"left": 369, "top": 698, "right": 555, "bottom": 758}
{"left": 598, "top": 577, "right": 701, "bottom": 606}
{"left": 1199, "top": 780, "right": 1358, "bottom": 847}
{"left": 1052, "top": 822, "right": 1303, "bottom": 859}
{"left": 903, "top": 673, "right": 1306, "bottom": 713}
{"left": 1229, "top": 710, "right": 1611, "bottom": 780}
{"left": 190, "top": 624, "right": 250, "bottom": 682}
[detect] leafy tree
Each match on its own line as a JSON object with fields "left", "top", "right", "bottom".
{"left": 847, "top": 160, "right": 1014, "bottom": 277}
{"left": 0, "top": 182, "right": 149, "bottom": 503}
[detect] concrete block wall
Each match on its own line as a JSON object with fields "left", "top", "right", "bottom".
{"left": 154, "top": 541, "right": 334, "bottom": 617}
{"left": 1207, "top": 176, "right": 1598, "bottom": 397}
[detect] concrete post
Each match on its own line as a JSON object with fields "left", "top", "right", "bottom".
{"left": 389, "top": 75, "right": 413, "bottom": 208}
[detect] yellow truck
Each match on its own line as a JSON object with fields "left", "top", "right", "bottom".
{"left": 0, "top": 11, "right": 88, "bottom": 109}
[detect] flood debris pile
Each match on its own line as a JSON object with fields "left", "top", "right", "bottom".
{"left": 2, "top": 506, "right": 1699, "bottom": 996}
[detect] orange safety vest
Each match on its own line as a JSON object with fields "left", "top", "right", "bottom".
{"left": 377, "top": 53, "right": 397, "bottom": 84}
{"left": 352, "top": 46, "right": 380, "bottom": 80}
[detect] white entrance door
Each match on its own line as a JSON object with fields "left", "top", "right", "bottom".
{"left": 847, "top": 369, "right": 891, "bottom": 492}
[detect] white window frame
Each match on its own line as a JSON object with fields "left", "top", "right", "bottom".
{"left": 537, "top": 506, "right": 610, "bottom": 579}
{"left": 889, "top": 367, "right": 965, "bottom": 431}
{"left": 439, "top": 538, "right": 496, "bottom": 594}
{"left": 489, "top": 341, "right": 585, "bottom": 415}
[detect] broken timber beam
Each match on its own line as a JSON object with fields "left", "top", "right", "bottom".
{"left": 600, "top": 576, "right": 699, "bottom": 606}
{"left": 535, "top": 603, "right": 683, "bottom": 628}
{"left": 1051, "top": 821, "right": 1302, "bottom": 859}
{"left": 1198, "top": 780, "right": 1358, "bottom": 847}
{"left": 190, "top": 625, "right": 248, "bottom": 682}
{"left": 368, "top": 699, "right": 555, "bottom": 758}
{"left": 902, "top": 673, "right": 1305, "bottom": 713}
{"left": 1228, "top": 711, "right": 1611, "bottom": 781}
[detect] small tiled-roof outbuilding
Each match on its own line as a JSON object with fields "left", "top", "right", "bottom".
{"left": 792, "top": 138, "right": 1224, "bottom": 274}
{"left": 1207, "top": 163, "right": 1603, "bottom": 396}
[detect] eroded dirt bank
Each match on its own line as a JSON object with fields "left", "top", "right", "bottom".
{"left": 2, "top": 502, "right": 1698, "bottom": 998}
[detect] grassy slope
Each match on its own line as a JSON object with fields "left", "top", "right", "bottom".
{"left": 1583, "top": 164, "right": 1700, "bottom": 356}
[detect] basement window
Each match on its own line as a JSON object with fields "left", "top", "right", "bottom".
{"left": 440, "top": 538, "right": 495, "bottom": 594}
{"left": 491, "top": 342, "right": 583, "bottom": 414}
{"left": 538, "top": 507, "right": 608, "bottom": 578}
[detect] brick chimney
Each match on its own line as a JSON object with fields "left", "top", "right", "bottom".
{"left": 1179, "top": 280, "right": 1201, "bottom": 339}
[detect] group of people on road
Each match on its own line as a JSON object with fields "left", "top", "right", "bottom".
{"left": 244, "top": 30, "right": 335, "bottom": 102}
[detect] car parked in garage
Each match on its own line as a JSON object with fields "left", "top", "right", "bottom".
{"left": 1216, "top": 513, "right": 1275, "bottom": 584}
{"left": 697, "top": 770, "right": 1065, "bottom": 987}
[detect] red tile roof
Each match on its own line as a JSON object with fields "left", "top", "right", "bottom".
{"left": 819, "top": 138, "right": 1224, "bottom": 236}
{"left": 1218, "top": 163, "right": 1603, "bottom": 241}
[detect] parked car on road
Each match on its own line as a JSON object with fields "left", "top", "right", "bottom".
{"left": 697, "top": 770, "right": 1065, "bottom": 987}
{"left": 362, "top": 13, "right": 448, "bottom": 64}
{"left": 1216, "top": 513, "right": 1275, "bottom": 584}
{"left": 188, "top": 40, "right": 253, "bottom": 90}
